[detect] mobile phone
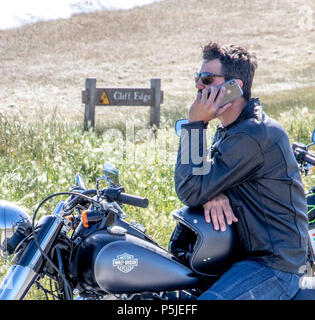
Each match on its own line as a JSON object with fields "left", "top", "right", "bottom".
{"left": 207, "top": 79, "right": 243, "bottom": 107}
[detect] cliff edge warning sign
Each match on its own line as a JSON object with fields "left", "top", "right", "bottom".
{"left": 82, "top": 78, "right": 163, "bottom": 130}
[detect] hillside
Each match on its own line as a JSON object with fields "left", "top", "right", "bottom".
{"left": 0, "top": 0, "right": 314, "bottom": 123}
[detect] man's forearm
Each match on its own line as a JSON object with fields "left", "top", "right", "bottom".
{"left": 175, "top": 121, "right": 211, "bottom": 207}
{"left": 175, "top": 127, "right": 263, "bottom": 208}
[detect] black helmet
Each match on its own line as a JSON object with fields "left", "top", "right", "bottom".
{"left": 170, "top": 206, "right": 237, "bottom": 276}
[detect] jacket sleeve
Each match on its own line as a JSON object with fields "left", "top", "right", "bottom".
{"left": 174, "top": 121, "right": 264, "bottom": 207}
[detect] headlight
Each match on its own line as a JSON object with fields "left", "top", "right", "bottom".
{"left": 0, "top": 200, "right": 32, "bottom": 256}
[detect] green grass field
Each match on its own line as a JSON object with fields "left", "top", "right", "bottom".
{"left": 1, "top": 86, "right": 314, "bottom": 243}
{"left": 0, "top": 86, "right": 314, "bottom": 301}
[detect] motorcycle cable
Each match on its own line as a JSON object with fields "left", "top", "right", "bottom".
{"left": 31, "top": 191, "right": 98, "bottom": 300}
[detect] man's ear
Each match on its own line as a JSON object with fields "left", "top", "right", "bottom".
{"left": 236, "top": 79, "right": 243, "bottom": 88}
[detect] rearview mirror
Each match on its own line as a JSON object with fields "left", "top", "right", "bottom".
{"left": 75, "top": 173, "right": 87, "bottom": 190}
{"left": 174, "top": 119, "right": 189, "bottom": 136}
{"left": 103, "top": 163, "right": 121, "bottom": 188}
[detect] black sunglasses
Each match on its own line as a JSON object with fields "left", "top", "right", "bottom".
{"left": 194, "top": 71, "right": 224, "bottom": 85}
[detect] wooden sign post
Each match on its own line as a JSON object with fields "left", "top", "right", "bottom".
{"left": 82, "top": 78, "right": 163, "bottom": 130}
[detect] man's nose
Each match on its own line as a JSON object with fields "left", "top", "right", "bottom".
{"left": 195, "top": 79, "right": 205, "bottom": 90}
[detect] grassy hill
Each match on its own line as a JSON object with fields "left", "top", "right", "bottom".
{"left": 0, "top": 0, "right": 314, "bottom": 124}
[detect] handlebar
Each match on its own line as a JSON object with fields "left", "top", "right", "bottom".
{"left": 304, "top": 153, "right": 315, "bottom": 166}
{"left": 117, "top": 192, "right": 149, "bottom": 208}
{"left": 101, "top": 187, "right": 149, "bottom": 208}
{"left": 65, "top": 189, "right": 97, "bottom": 209}
{"left": 64, "top": 187, "right": 149, "bottom": 210}
{"left": 294, "top": 147, "right": 315, "bottom": 166}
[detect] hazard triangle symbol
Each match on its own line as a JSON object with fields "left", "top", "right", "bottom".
{"left": 99, "top": 90, "right": 110, "bottom": 104}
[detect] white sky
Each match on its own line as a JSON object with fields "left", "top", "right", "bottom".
{"left": 0, "top": 0, "right": 162, "bottom": 29}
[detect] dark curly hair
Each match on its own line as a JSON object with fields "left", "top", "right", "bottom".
{"left": 202, "top": 41, "right": 258, "bottom": 101}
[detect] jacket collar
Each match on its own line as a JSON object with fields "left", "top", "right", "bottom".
{"left": 217, "top": 97, "right": 262, "bottom": 131}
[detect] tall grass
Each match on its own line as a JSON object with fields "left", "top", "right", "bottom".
{"left": 1, "top": 91, "right": 314, "bottom": 241}
{"left": 0, "top": 112, "right": 182, "bottom": 246}
{"left": 0, "top": 87, "right": 314, "bottom": 299}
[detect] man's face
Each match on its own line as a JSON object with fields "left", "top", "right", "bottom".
{"left": 195, "top": 59, "right": 225, "bottom": 91}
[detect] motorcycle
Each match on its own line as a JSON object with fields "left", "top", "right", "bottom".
{"left": 0, "top": 128, "right": 314, "bottom": 300}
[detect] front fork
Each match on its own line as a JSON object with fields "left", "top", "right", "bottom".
{"left": 0, "top": 265, "right": 38, "bottom": 300}
{"left": 0, "top": 201, "right": 65, "bottom": 300}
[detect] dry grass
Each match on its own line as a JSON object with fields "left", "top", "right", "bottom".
{"left": 0, "top": 0, "right": 314, "bottom": 124}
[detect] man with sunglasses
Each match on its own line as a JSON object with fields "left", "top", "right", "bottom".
{"left": 174, "top": 41, "right": 308, "bottom": 300}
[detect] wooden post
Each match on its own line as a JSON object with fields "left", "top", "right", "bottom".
{"left": 84, "top": 78, "right": 97, "bottom": 130}
{"left": 150, "top": 79, "right": 161, "bottom": 128}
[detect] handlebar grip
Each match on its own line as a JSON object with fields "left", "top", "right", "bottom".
{"left": 294, "top": 147, "right": 315, "bottom": 165}
{"left": 117, "top": 193, "right": 149, "bottom": 208}
{"left": 305, "top": 153, "right": 315, "bottom": 166}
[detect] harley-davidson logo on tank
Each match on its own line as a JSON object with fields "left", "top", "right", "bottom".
{"left": 112, "top": 253, "right": 139, "bottom": 273}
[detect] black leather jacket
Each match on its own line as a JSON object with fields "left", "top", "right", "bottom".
{"left": 175, "top": 98, "right": 308, "bottom": 274}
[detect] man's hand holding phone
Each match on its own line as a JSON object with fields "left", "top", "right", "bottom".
{"left": 189, "top": 79, "right": 243, "bottom": 123}
{"left": 188, "top": 85, "right": 232, "bottom": 123}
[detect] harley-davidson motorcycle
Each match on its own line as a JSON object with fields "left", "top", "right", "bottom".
{"left": 0, "top": 128, "right": 314, "bottom": 300}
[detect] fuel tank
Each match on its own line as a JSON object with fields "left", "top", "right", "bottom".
{"left": 73, "top": 229, "right": 204, "bottom": 294}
